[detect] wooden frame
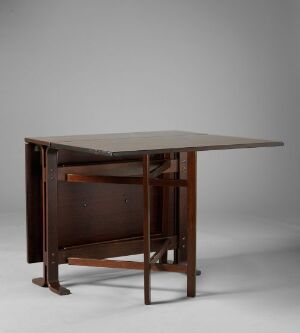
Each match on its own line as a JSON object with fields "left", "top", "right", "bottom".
{"left": 26, "top": 147, "right": 195, "bottom": 304}
{"left": 26, "top": 147, "right": 197, "bottom": 304}
{"left": 25, "top": 131, "right": 283, "bottom": 305}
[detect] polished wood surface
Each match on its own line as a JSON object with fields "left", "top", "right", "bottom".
{"left": 25, "top": 130, "right": 283, "bottom": 156}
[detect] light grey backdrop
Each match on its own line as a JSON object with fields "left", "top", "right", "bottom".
{"left": 0, "top": 1, "right": 300, "bottom": 333}
{"left": 0, "top": 0, "right": 299, "bottom": 220}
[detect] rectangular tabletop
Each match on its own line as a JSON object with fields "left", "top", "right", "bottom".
{"left": 25, "top": 131, "right": 283, "bottom": 156}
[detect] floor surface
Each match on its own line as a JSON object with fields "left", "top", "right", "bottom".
{"left": 0, "top": 212, "right": 299, "bottom": 333}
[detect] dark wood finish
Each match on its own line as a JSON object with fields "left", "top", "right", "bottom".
{"left": 150, "top": 178, "right": 187, "bottom": 187}
{"left": 66, "top": 174, "right": 142, "bottom": 185}
{"left": 59, "top": 236, "right": 177, "bottom": 264}
{"left": 68, "top": 258, "right": 187, "bottom": 273}
{"left": 66, "top": 173, "right": 187, "bottom": 187}
{"left": 32, "top": 145, "right": 48, "bottom": 287}
{"left": 187, "top": 152, "right": 197, "bottom": 297}
{"left": 45, "top": 148, "right": 71, "bottom": 295}
{"left": 57, "top": 159, "right": 178, "bottom": 181}
{"left": 25, "top": 131, "right": 283, "bottom": 157}
{"left": 25, "top": 131, "right": 283, "bottom": 304}
{"left": 25, "top": 143, "right": 43, "bottom": 263}
{"left": 175, "top": 152, "right": 188, "bottom": 264}
{"left": 150, "top": 240, "right": 171, "bottom": 264}
{"left": 160, "top": 153, "right": 173, "bottom": 264}
{"left": 57, "top": 181, "right": 162, "bottom": 248}
{"left": 150, "top": 160, "right": 171, "bottom": 178}
{"left": 143, "top": 154, "right": 151, "bottom": 305}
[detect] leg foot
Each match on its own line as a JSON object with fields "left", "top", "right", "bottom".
{"left": 32, "top": 277, "right": 48, "bottom": 287}
{"left": 48, "top": 282, "right": 71, "bottom": 295}
{"left": 183, "top": 267, "right": 201, "bottom": 276}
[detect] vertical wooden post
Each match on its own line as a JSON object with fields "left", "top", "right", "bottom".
{"left": 25, "top": 143, "right": 43, "bottom": 264}
{"left": 174, "top": 152, "right": 188, "bottom": 264}
{"left": 46, "top": 148, "right": 70, "bottom": 295}
{"left": 32, "top": 145, "right": 48, "bottom": 287}
{"left": 143, "top": 154, "right": 151, "bottom": 305}
{"left": 187, "top": 151, "right": 197, "bottom": 297}
{"left": 160, "top": 153, "right": 171, "bottom": 264}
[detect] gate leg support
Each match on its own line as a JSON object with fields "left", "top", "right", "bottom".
{"left": 143, "top": 154, "right": 151, "bottom": 305}
{"left": 187, "top": 151, "right": 197, "bottom": 297}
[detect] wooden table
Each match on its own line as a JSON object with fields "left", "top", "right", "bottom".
{"left": 25, "top": 131, "right": 283, "bottom": 304}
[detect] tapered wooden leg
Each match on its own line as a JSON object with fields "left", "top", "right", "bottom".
{"left": 143, "top": 154, "right": 151, "bottom": 305}
{"left": 187, "top": 151, "right": 197, "bottom": 297}
{"left": 45, "top": 148, "right": 70, "bottom": 295}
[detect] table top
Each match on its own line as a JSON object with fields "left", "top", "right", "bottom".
{"left": 25, "top": 131, "right": 283, "bottom": 156}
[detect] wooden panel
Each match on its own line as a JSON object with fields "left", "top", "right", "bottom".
{"left": 26, "top": 146, "right": 179, "bottom": 264}
{"left": 25, "top": 143, "right": 43, "bottom": 263}
{"left": 25, "top": 131, "right": 283, "bottom": 157}
{"left": 57, "top": 182, "right": 163, "bottom": 248}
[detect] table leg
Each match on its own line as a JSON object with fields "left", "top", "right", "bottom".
{"left": 174, "top": 152, "right": 188, "bottom": 264}
{"left": 143, "top": 154, "right": 151, "bottom": 305}
{"left": 32, "top": 146, "right": 48, "bottom": 287}
{"left": 160, "top": 153, "right": 171, "bottom": 264}
{"left": 46, "top": 148, "right": 70, "bottom": 295}
{"left": 187, "top": 151, "right": 197, "bottom": 297}
{"left": 174, "top": 152, "right": 201, "bottom": 276}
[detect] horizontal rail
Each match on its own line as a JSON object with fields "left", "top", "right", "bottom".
{"left": 65, "top": 174, "right": 187, "bottom": 187}
{"left": 58, "top": 159, "right": 178, "bottom": 180}
{"left": 67, "top": 174, "right": 142, "bottom": 184}
{"left": 59, "top": 235, "right": 177, "bottom": 264}
{"left": 68, "top": 258, "right": 187, "bottom": 273}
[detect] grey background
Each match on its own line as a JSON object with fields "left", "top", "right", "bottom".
{"left": 0, "top": 1, "right": 299, "bottom": 332}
